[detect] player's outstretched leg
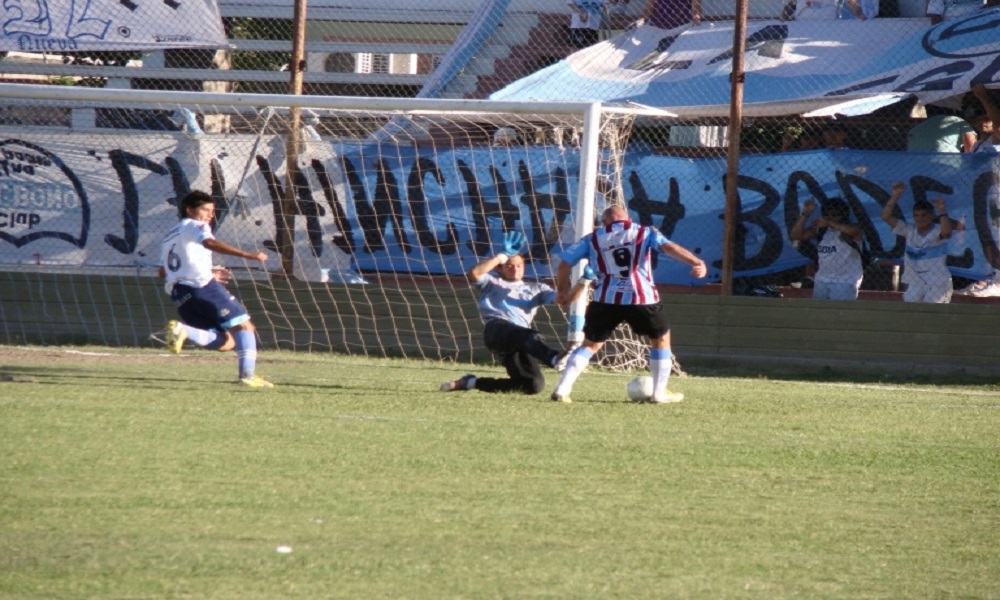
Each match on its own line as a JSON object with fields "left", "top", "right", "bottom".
{"left": 165, "top": 320, "right": 187, "bottom": 354}
{"left": 550, "top": 346, "right": 594, "bottom": 403}
{"left": 440, "top": 373, "right": 477, "bottom": 392}
{"left": 166, "top": 320, "right": 222, "bottom": 354}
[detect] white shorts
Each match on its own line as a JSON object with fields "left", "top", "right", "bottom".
{"left": 813, "top": 280, "right": 861, "bottom": 301}
{"left": 903, "top": 276, "right": 953, "bottom": 303}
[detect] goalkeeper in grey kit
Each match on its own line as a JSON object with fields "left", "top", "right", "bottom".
{"left": 441, "top": 231, "right": 592, "bottom": 395}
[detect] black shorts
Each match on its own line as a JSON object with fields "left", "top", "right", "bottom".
{"left": 583, "top": 301, "right": 670, "bottom": 343}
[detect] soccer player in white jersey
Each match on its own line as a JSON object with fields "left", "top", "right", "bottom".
{"left": 159, "top": 190, "right": 274, "bottom": 387}
{"left": 790, "top": 197, "right": 865, "bottom": 301}
{"left": 882, "top": 181, "right": 954, "bottom": 303}
{"left": 550, "top": 205, "right": 707, "bottom": 404}
{"left": 440, "top": 231, "right": 591, "bottom": 395}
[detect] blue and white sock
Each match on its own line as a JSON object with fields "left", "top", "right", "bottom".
{"left": 233, "top": 329, "right": 257, "bottom": 380}
{"left": 650, "top": 348, "right": 672, "bottom": 397}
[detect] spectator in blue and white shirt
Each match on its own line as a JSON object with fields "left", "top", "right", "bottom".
{"left": 567, "top": 0, "right": 605, "bottom": 49}
{"left": 882, "top": 181, "right": 954, "bottom": 303}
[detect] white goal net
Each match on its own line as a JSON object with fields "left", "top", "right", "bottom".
{"left": 0, "top": 84, "right": 669, "bottom": 369}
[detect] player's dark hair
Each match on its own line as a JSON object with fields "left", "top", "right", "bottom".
{"left": 178, "top": 190, "right": 214, "bottom": 219}
{"left": 913, "top": 199, "right": 935, "bottom": 214}
{"left": 821, "top": 197, "right": 850, "bottom": 222}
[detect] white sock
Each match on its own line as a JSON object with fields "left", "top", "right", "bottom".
{"left": 183, "top": 324, "right": 218, "bottom": 347}
{"left": 650, "top": 348, "right": 672, "bottom": 398}
{"left": 553, "top": 346, "right": 593, "bottom": 396}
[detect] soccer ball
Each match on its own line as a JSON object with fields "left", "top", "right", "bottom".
{"left": 627, "top": 376, "right": 654, "bottom": 402}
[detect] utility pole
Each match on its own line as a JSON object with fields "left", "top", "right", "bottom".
{"left": 721, "top": 0, "right": 749, "bottom": 295}
{"left": 279, "top": 0, "right": 308, "bottom": 278}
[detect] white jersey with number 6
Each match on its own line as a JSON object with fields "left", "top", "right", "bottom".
{"left": 161, "top": 218, "right": 215, "bottom": 294}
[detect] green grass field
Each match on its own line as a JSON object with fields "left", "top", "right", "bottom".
{"left": 1, "top": 346, "right": 998, "bottom": 599}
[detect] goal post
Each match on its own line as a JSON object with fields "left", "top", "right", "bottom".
{"left": 0, "top": 83, "right": 664, "bottom": 367}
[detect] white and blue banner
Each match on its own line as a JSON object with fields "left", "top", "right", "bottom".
{"left": 0, "top": 0, "right": 227, "bottom": 52}
{"left": 491, "top": 9, "right": 1000, "bottom": 117}
{"left": 0, "top": 131, "right": 997, "bottom": 284}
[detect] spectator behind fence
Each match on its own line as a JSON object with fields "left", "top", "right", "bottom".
{"left": 786, "top": 0, "right": 838, "bottom": 19}
{"left": 790, "top": 198, "right": 866, "bottom": 301}
{"left": 906, "top": 111, "right": 977, "bottom": 153}
{"left": 781, "top": 127, "right": 822, "bottom": 152}
{"left": 970, "top": 112, "right": 995, "bottom": 152}
{"left": 567, "top": 1, "right": 605, "bottom": 50}
{"left": 493, "top": 126, "right": 520, "bottom": 146}
{"left": 822, "top": 123, "right": 850, "bottom": 149}
{"left": 607, "top": 0, "right": 631, "bottom": 14}
{"left": 638, "top": 0, "right": 701, "bottom": 29}
{"left": 971, "top": 85, "right": 1000, "bottom": 153}
{"left": 953, "top": 84, "right": 1000, "bottom": 297}
{"left": 926, "top": 0, "right": 985, "bottom": 25}
{"left": 882, "top": 182, "right": 954, "bottom": 303}
{"left": 840, "top": 0, "right": 880, "bottom": 19}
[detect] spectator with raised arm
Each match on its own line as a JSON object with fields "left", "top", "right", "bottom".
{"left": 881, "top": 182, "right": 954, "bottom": 303}
{"left": 791, "top": 197, "right": 866, "bottom": 301}
{"left": 954, "top": 85, "right": 1000, "bottom": 296}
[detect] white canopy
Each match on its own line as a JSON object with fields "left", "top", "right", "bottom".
{"left": 491, "top": 10, "right": 1000, "bottom": 118}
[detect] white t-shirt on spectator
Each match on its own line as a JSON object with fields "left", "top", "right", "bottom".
{"left": 926, "top": 0, "right": 985, "bottom": 19}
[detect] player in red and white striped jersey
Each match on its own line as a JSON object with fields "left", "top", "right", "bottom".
{"left": 551, "top": 205, "right": 706, "bottom": 404}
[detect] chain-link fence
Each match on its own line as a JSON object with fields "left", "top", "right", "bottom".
{"left": 0, "top": 0, "right": 998, "bottom": 309}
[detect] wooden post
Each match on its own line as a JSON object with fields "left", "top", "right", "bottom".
{"left": 721, "top": 0, "right": 749, "bottom": 296}
{"left": 279, "top": 0, "right": 308, "bottom": 278}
